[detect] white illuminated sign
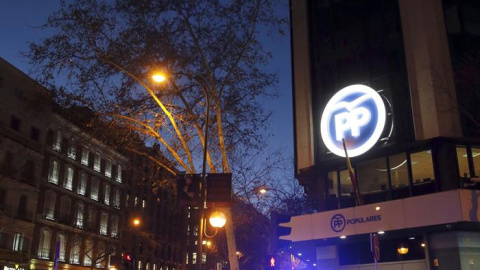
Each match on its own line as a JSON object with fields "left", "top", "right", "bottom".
{"left": 320, "top": 85, "right": 386, "bottom": 157}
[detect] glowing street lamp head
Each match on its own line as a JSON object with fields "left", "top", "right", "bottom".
{"left": 152, "top": 73, "right": 166, "bottom": 83}
{"left": 258, "top": 187, "right": 267, "bottom": 194}
{"left": 209, "top": 210, "right": 227, "bottom": 228}
{"left": 132, "top": 218, "right": 141, "bottom": 226}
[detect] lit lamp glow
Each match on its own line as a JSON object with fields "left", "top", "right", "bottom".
{"left": 209, "top": 211, "right": 226, "bottom": 228}
{"left": 259, "top": 187, "right": 267, "bottom": 194}
{"left": 397, "top": 247, "right": 409, "bottom": 255}
{"left": 152, "top": 73, "right": 166, "bottom": 83}
{"left": 133, "top": 218, "right": 141, "bottom": 226}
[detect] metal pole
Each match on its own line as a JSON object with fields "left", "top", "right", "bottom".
{"left": 197, "top": 84, "right": 210, "bottom": 270}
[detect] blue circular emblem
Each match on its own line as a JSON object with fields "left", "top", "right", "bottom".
{"left": 331, "top": 214, "right": 346, "bottom": 232}
{"left": 320, "top": 85, "right": 386, "bottom": 157}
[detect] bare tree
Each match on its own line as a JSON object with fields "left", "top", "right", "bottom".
{"left": 25, "top": 0, "right": 286, "bottom": 179}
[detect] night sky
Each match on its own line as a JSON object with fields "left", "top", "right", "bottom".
{"left": 0, "top": 1, "right": 294, "bottom": 160}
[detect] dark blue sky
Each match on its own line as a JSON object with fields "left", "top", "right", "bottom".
{"left": 0, "top": 1, "right": 293, "bottom": 156}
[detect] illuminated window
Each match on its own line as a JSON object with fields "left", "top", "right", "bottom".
{"left": 142, "top": 199, "right": 146, "bottom": 209}
{"left": 84, "top": 239, "right": 93, "bottom": 266}
{"left": 105, "top": 160, "right": 112, "bottom": 178}
{"left": 68, "top": 138, "right": 76, "bottom": 159}
{"left": 104, "top": 183, "right": 111, "bottom": 205}
{"left": 63, "top": 166, "right": 74, "bottom": 190}
{"left": 137, "top": 260, "right": 142, "bottom": 270}
{"left": 13, "top": 233, "right": 24, "bottom": 251}
{"left": 48, "top": 159, "right": 59, "bottom": 184}
{"left": 192, "top": 253, "right": 197, "bottom": 264}
{"left": 116, "top": 165, "right": 122, "bottom": 183}
{"left": 113, "top": 187, "right": 121, "bottom": 209}
{"left": 70, "top": 235, "right": 81, "bottom": 264}
{"left": 389, "top": 153, "right": 409, "bottom": 189}
{"left": 328, "top": 171, "right": 338, "bottom": 197}
{"left": 81, "top": 147, "right": 89, "bottom": 166}
{"left": 57, "top": 234, "right": 67, "bottom": 262}
{"left": 53, "top": 130, "right": 62, "bottom": 152}
{"left": 75, "top": 202, "right": 84, "bottom": 228}
{"left": 93, "top": 153, "right": 102, "bottom": 172}
{"left": 77, "top": 172, "right": 87, "bottom": 195}
{"left": 100, "top": 212, "right": 108, "bottom": 235}
{"left": 339, "top": 169, "right": 353, "bottom": 196}
{"left": 96, "top": 242, "right": 106, "bottom": 268}
{"left": 38, "top": 228, "right": 51, "bottom": 259}
{"left": 457, "top": 147, "right": 470, "bottom": 178}
{"left": 473, "top": 147, "right": 480, "bottom": 177}
{"left": 94, "top": 153, "right": 101, "bottom": 172}
{"left": 44, "top": 190, "right": 56, "bottom": 220}
{"left": 411, "top": 150, "right": 434, "bottom": 183}
{"left": 202, "top": 253, "right": 206, "bottom": 263}
{"left": 357, "top": 157, "right": 388, "bottom": 194}
{"left": 90, "top": 178, "right": 99, "bottom": 201}
{"left": 111, "top": 215, "right": 119, "bottom": 237}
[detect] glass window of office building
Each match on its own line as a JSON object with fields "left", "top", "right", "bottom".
{"left": 339, "top": 169, "right": 353, "bottom": 197}
{"left": 473, "top": 147, "right": 480, "bottom": 177}
{"left": 389, "top": 153, "right": 409, "bottom": 189}
{"left": 328, "top": 171, "right": 338, "bottom": 197}
{"left": 357, "top": 157, "right": 388, "bottom": 194}
{"left": 457, "top": 146, "right": 470, "bottom": 178}
{"left": 410, "top": 150, "right": 434, "bottom": 183}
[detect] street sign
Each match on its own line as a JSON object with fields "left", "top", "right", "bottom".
{"left": 177, "top": 174, "right": 201, "bottom": 207}
{"left": 206, "top": 173, "right": 232, "bottom": 207}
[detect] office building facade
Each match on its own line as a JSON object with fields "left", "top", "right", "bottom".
{"left": 0, "top": 58, "right": 185, "bottom": 270}
{"left": 289, "top": 0, "right": 480, "bottom": 269}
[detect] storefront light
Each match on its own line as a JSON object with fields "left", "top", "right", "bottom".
{"left": 397, "top": 247, "right": 409, "bottom": 255}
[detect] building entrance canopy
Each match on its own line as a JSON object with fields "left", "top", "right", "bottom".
{"left": 281, "top": 189, "right": 480, "bottom": 242}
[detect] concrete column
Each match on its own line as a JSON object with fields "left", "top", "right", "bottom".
{"left": 398, "top": 0, "right": 462, "bottom": 140}
{"left": 291, "top": 0, "right": 315, "bottom": 174}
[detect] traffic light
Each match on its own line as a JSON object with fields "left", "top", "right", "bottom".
{"left": 121, "top": 253, "right": 133, "bottom": 270}
{"left": 269, "top": 212, "right": 292, "bottom": 254}
{"left": 265, "top": 254, "right": 277, "bottom": 269}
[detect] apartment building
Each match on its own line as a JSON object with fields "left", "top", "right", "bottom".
{"left": 0, "top": 57, "right": 185, "bottom": 270}
{"left": 0, "top": 58, "right": 47, "bottom": 270}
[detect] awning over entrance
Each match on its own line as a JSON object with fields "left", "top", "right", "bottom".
{"left": 281, "top": 189, "right": 480, "bottom": 241}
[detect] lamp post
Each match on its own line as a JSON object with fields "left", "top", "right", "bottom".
{"left": 152, "top": 72, "right": 210, "bottom": 270}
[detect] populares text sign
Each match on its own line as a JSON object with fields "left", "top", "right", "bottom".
{"left": 280, "top": 190, "right": 479, "bottom": 242}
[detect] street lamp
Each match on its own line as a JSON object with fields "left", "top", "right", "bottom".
{"left": 209, "top": 210, "right": 227, "bottom": 228}
{"left": 132, "top": 218, "right": 141, "bottom": 227}
{"left": 152, "top": 72, "right": 210, "bottom": 270}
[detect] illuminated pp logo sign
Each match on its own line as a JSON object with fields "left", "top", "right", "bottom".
{"left": 320, "top": 85, "right": 386, "bottom": 157}
{"left": 331, "top": 214, "right": 346, "bottom": 232}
